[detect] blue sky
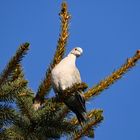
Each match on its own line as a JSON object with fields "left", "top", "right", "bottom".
{"left": 0, "top": 0, "right": 140, "bottom": 139}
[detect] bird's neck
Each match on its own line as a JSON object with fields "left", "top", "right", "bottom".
{"left": 67, "top": 53, "right": 76, "bottom": 65}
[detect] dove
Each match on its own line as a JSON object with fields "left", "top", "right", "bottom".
{"left": 51, "top": 47, "right": 87, "bottom": 124}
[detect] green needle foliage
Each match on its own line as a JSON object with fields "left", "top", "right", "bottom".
{"left": 0, "top": 43, "right": 29, "bottom": 86}
{"left": 0, "top": 2, "right": 140, "bottom": 140}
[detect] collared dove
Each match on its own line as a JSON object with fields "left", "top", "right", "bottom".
{"left": 51, "top": 47, "right": 87, "bottom": 124}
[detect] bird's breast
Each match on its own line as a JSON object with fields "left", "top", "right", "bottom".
{"left": 51, "top": 64, "right": 81, "bottom": 90}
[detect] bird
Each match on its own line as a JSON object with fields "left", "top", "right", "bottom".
{"left": 51, "top": 47, "right": 87, "bottom": 124}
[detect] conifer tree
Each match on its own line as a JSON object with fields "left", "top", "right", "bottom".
{"left": 0, "top": 2, "right": 140, "bottom": 140}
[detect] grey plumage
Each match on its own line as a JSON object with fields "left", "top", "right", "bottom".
{"left": 51, "top": 47, "right": 87, "bottom": 124}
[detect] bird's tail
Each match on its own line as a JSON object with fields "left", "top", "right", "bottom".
{"left": 74, "top": 91, "right": 88, "bottom": 125}
{"left": 64, "top": 90, "right": 88, "bottom": 125}
{"left": 75, "top": 111, "right": 87, "bottom": 125}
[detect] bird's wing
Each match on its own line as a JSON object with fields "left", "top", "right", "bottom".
{"left": 64, "top": 90, "right": 87, "bottom": 123}
{"left": 73, "top": 67, "right": 81, "bottom": 83}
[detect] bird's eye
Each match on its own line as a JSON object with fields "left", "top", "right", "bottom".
{"left": 75, "top": 48, "right": 77, "bottom": 51}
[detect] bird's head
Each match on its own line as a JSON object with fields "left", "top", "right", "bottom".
{"left": 70, "top": 47, "right": 83, "bottom": 57}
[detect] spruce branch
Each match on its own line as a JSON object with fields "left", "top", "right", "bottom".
{"left": 0, "top": 78, "right": 27, "bottom": 102}
{"left": 16, "top": 89, "right": 35, "bottom": 121}
{"left": 10, "top": 64, "right": 33, "bottom": 98}
{"left": 35, "top": 1, "right": 70, "bottom": 103}
{"left": 51, "top": 105, "right": 69, "bottom": 122}
{"left": 71, "top": 110, "right": 103, "bottom": 140}
{"left": 35, "top": 121, "right": 76, "bottom": 139}
{"left": 0, "top": 43, "right": 29, "bottom": 86}
{"left": 3, "top": 126, "right": 25, "bottom": 140}
{"left": 84, "top": 50, "right": 140, "bottom": 100}
{"left": 10, "top": 64, "right": 24, "bottom": 82}
{"left": 31, "top": 100, "right": 76, "bottom": 138}
{"left": 0, "top": 104, "right": 17, "bottom": 127}
{"left": 52, "top": 1, "right": 70, "bottom": 67}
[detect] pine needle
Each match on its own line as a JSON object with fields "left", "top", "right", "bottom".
{"left": 0, "top": 78, "right": 27, "bottom": 102}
